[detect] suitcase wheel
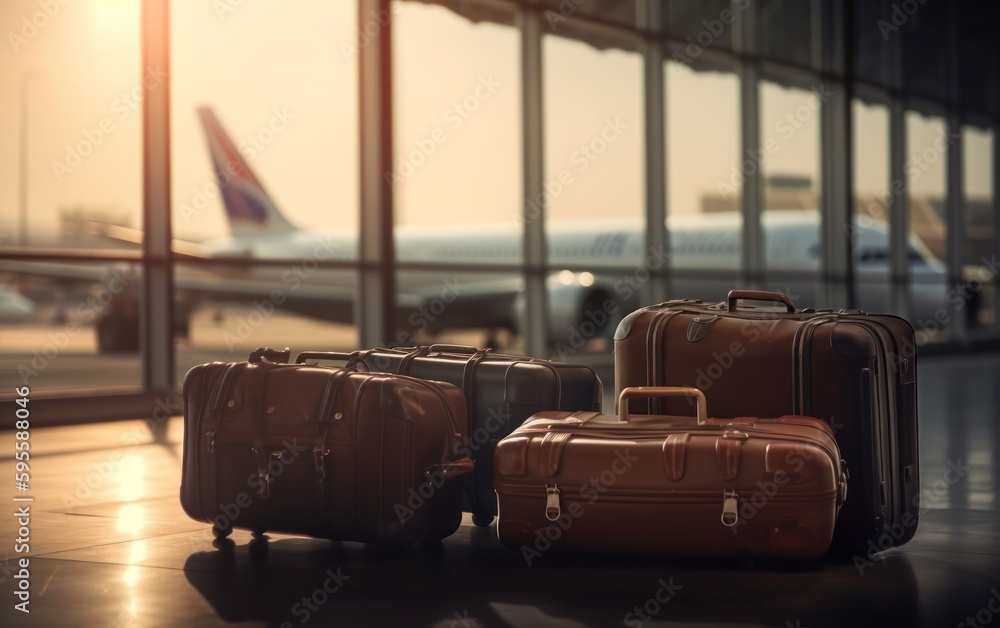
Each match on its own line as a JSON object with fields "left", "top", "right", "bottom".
{"left": 212, "top": 524, "right": 232, "bottom": 540}
{"left": 472, "top": 514, "right": 493, "bottom": 528}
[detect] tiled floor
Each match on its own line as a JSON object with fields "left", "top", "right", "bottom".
{"left": 1, "top": 354, "right": 998, "bottom": 627}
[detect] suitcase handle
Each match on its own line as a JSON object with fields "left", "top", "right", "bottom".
{"left": 248, "top": 347, "right": 291, "bottom": 364}
{"left": 727, "top": 290, "right": 796, "bottom": 313}
{"left": 295, "top": 350, "right": 367, "bottom": 369}
{"left": 428, "top": 343, "right": 487, "bottom": 355}
{"left": 618, "top": 387, "right": 706, "bottom": 424}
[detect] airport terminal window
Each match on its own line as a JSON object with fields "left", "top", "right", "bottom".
{"left": 392, "top": 1, "right": 520, "bottom": 256}
{"left": 963, "top": 126, "right": 994, "bottom": 330}
{"left": 852, "top": 99, "right": 891, "bottom": 313}
{"left": 759, "top": 80, "right": 823, "bottom": 303}
{"left": 169, "top": 0, "right": 359, "bottom": 244}
{"left": 166, "top": 0, "right": 360, "bottom": 366}
{"left": 905, "top": 111, "right": 949, "bottom": 340}
{"left": 0, "top": 0, "right": 145, "bottom": 401}
{"left": 666, "top": 61, "right": 742, "bottom": 272}
{"left": 542, "top": 33, "right": 643, "bottom": 267}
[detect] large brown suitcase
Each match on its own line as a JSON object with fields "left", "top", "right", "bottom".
{"left": 180, "top": 348, "right": 473, "bottom": 545}
{"left": 494, "top": 387, "right": 847, "bottom": 561}
{"left": 295, "top": 345, "right": 603, "bottom": 527}
{"left": 614, "top": 290, "right": 918, "bottom": 554}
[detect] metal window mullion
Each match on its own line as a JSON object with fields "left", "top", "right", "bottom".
{"left": 640, "top": 0, "right": 667, "bottom": 305}
{"left": 140, "top": 0, "right": 174, "bottom": 397}
{"left": 993, "top": 124, "right": 1000, "bottom": 333}
{"left": 740, "top": 63, "right": 763, "bottom": 287}
{"left": 519, "top": 8, "right": 548, "bottom": 357}
{"left": 357, "top": 0, "right": 396, "bottom": 348}
{"left": 820, "top": 80, "right": 851, "bottom": 308}
{"left": 946, "top": 111, "right": 966, "bottom": 344}
{"left": 888, "top": 98, "right": 910, "bottom": 320}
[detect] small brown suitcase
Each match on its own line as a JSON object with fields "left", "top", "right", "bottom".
{"left": 494, "top": 387, "right": 847, "bottom": 561}
{"left": 614, "top": 290, "right": 918, "bottom": 554}
{"left": 180, "top": 348, "right": 473, "bottom": 545}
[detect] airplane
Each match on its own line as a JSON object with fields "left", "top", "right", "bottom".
{"left": 0, "top": 286, "right": 36, "bottom": 323}
{"left": 2, "top": 108, "right": 949, "bottom": 353}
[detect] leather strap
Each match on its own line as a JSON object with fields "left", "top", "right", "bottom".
{"left": 539, "top": 431, "right": 571, "bottom": 477}
{"left": 662, "top": 433, "right": 690, "bottom": 481}
{"left": 201, "top": 362, "right": 244, "bottom": 521}
{"left": 715, "top": 436, "right": 743, "bottom": 481}
{"left": 244, "top": 364, "right": 271, "bottom": 499}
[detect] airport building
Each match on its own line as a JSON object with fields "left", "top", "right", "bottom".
{"left": 0, "top": 0, "right": 997, "bottom": 625}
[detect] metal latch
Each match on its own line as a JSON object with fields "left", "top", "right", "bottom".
{"left": 257, "top": 469, "right": 270, "bottom": 498}
{"left": 721, "top": 490, "right": 739, "bottom": 527}
{"left": 206, "top": 430, "right": 216, "bottom": 454}
{"left": 313, "top": 444, "right": 329, "bottom": 484}
{"left": 545, "top": 484, "right": 561, "bottom": 521}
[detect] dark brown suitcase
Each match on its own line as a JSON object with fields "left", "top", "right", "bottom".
{"left": 180, "top": 347, "right": 473, "bottom": 545}
{"left": 494, "top": 387, "right": 847, "bottom": 561}
{"left": 614, "top": 290, "right": 919, "bottom": 554}
{"left": 295, "top": 345, "right": 603, "bottom": 527}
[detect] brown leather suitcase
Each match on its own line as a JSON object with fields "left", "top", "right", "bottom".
{"left": 180, "top": 347, "right": 473, "bottom": 545}
{"left": 295, "top": 345, "right": 603, "bottom": 527}
{"left": 494, "top": 387, "right": 847, "bottom": 561}
{"left": 614, "top": 290, "right": 919, "bottom": 554}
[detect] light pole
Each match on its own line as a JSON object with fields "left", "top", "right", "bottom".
{"left": 19, "top": 71, "right": 33, "bottom": 248}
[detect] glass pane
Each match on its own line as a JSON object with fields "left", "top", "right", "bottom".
{"left": 174, "top": 262, "right": 356, "bottom": 377}
{"left": 0, "top": 263, "right": 142, "bottom": 398}
{"left": 543, "top": 34, "right": 644, "bottom": 267}
{"left": 663, "top": 0, "right": 738, "bottom": 53}
{"left": 963, "top": 126, "right": 994, "bottom": 330}
{"left": 852, "top": 99, "right": 891, "bottom": 314}
{"left": 666, "top": 62, "right": 742, "bottom": 274}
{"left": 759, "top": 81, "right": 822, "bottom": 306}
{"left": 0, "top": 0, "right": 142, "bottom": 250}
{"left": 170, "top": 0, "right": 358, "bottom": 249}
{"left": 905, "top": 111, "right": 949, "bottom": 341}
{"left": 757, "top": 0, "right": 818, "bottom": 69}
{"left": 393, "top": 1, "right": 520, "bottom": 245}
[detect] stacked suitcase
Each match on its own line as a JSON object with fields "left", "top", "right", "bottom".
{"left": 180, "top": 290, "right": 918, "bottom": 560}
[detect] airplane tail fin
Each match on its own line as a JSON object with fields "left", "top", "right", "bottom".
{"left": 197, "top": 107, "right": 297, "bottom": 238}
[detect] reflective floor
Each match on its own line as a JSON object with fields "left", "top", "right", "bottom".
{"left": 1, "top": 354, "right": 998, "bottom": 627}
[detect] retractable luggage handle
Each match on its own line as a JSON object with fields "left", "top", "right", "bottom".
{"left": 727, "top": 290, "right": 796, "bottom": 313}
{"left": 618, "top": 386, "right": 707, "bottom": 425}
{"left": 295, "top": 350, "right": 368, "bottom": 370}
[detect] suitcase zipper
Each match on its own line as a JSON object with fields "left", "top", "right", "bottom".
{"left": 500, "top": 484, "right": 838, "bottom": 528}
